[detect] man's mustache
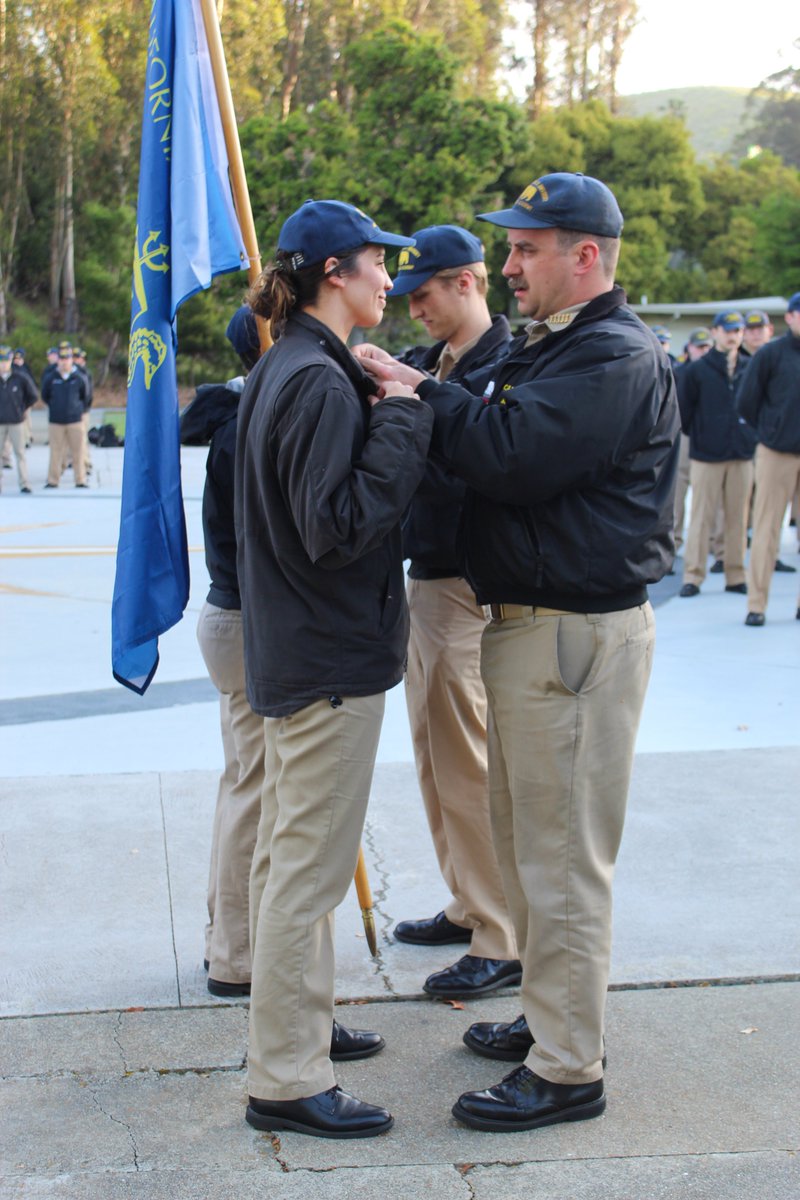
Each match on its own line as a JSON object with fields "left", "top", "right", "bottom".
{"left": 507, "top": 276, "right": 526, "bottom": 290}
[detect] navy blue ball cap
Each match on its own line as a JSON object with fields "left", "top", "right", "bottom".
{"left": 477, "top": 173, "right": 624, "bottom": 239}
{"left": 744, "top": 309, "right": 770, "bottom": 328}
{"left": 687, "top": 327, "right": 712, "bottom": 347}
{"left": 226, "top": 305, "right": 260, "bottom": 360}
{"left": 390, "top": 225, "right": 485, "bottom": 297}
{"left": 787, "top": 292, "right": 800, "bottom": 313}
{"left": 712, "top": 310, "right": 745, "bottom": 330}
{"left": 651, "top": 324, "right": 672, "bottom": 343}
{"left": 0, "top": 345, "right": 11, "bottom": 361}
{"left": 277, "top": 200, "right": 411, "bottom": 271}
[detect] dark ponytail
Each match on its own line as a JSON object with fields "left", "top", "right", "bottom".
{"left": 246, "top": 245, "right": 369, "bottom": 341}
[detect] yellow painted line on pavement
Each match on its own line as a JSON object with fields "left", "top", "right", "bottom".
{"left": 0, "top": 582, "right": 66, "bottom": 597}
{"left": 0, "top": 522, "right": 70, "bottom": 534}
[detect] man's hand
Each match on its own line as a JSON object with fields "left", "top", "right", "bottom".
{"left": 357, "top": 347, "right": 427, "bottom": 392}
{"left": 353, "top": 343, "right": 395, "bottom": 365}
{"left": 368, "top": 380, "right": 420, "bottom": 408}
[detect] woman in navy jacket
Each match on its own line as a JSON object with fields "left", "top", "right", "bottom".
{"left": 235, "top": 200, "right": 432, "bottom": 1140}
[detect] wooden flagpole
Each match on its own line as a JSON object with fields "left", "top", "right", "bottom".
{"left": 198, "top": 0, "right": 271, "bottom": 353}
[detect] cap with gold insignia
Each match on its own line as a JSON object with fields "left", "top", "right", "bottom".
{"left": 390, "top": 225, "right": 484, "bottom": 297}
{"left": 477, "top": 173, "right": 623, "bottom": 239}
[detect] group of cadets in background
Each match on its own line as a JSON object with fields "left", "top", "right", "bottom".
{"left": 652, "top": 303, "right": 800, "bottom": 626}
{"left": 0, "top": 340, "right": 93, "bottom": 492}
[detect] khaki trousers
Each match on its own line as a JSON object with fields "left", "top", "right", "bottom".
{"left": 248, "top": 692, "right": 385, "bottom": 1100}
{"left": 405, "top": 576, "right": 516, "bottom": 960}
{"left": 197, "top": 602, "right": 265, "bottom": 984}
{"left": 675, "top": 435, "right": 725, "bottom": 557}
{"left": 683, "top": 459, "right": 753, "bottom": 586}
{"left": 0, "top": 423, "right": 29, "bottom": 490}
{"left": 481, "top": 604, "right": 655, "bottom": 1085}
{"left": 673, "top": 434, "right": 690, "bottom": 550}
{"left": 747, "top": 445, "right": 800, "bottom": 613}
{"left": 47, "top": 422, "right": 85, "bottom": 486}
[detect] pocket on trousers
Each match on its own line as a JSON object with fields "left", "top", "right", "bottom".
{"left": 554, "top": 617, "right": 598, "bottom": 696}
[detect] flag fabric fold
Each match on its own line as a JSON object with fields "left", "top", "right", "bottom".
{"left": 112, "top": 0, "right": 246, "bottom": 694}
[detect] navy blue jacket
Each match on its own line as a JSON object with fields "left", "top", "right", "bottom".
{"left": 0, "top": 368, "right": 38, "bottom": 424}
{"left": 737, "top": 333, "right": 800, "bottom": 455}
{"left": 235, "top": 312, "right": 433, "bottom": 717}
{"left": 180, "top": 381, "right": 242, "bottom": 610}
{"left": 398, "top": 315, "right": 512, "bottom": 578}
{"left": 41, "top": 368, "right": 89, "bottom": 425}
{"left": 677, "top": 348, "right": 755, "bottom": 462}
{"left": 417, "top": 286, "right": 679, "bottom": 613}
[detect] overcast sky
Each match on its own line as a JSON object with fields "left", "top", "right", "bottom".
{"left": 616, "top": 0, "right": 796, "bottom": 94}
{"left": 505, "top": 0, "right": 796, "bottom": 97}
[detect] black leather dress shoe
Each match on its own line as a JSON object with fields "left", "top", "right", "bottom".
{"left": 745, "top": 611, "right": 766, "bottom": 627}
{"left": 207, "top": 976, "right": 250, "bottom": 997}
{"left": 463, "top": 1012, "right": 534, "bottom": 1060}
{"left": 452, "top": 1065, "right": 605, "bottom": 1132}
{"left": 679, "top": 583, "right": 700, "bottom": 597}
{"left": 464, "top": 1014, "right": 608, "bottom": 1068}
{"left": 709, "top": 559, "right": 724, "bottom": 574}
{"left": 423, "top": 954, "right": 522, "bottom": 998}
{"left": 330, "top": 1019, "right": 385, "bottom": 1060}
{"left": 393, "top": 911, "right": 472, "bottom": 946}
{"left": 246, "top": 1086, "right": 393, "bottom": 1138}
{"left": 775, "top": 559, "right": 797, "bottom": 573}
{"left": 725, "top": 583, "right": 747, "bottom": 594}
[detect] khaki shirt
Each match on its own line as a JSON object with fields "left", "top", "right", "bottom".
{"left": 435, "top": 328, "right": 487, "bottom": 382}
{"left": 524, "top": 302, "right": 589, "bottom": 348}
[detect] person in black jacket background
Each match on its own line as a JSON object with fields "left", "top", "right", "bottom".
{"left": 235, "top": 200, "right": 432, "bottom": 1140}
{"left": 385, "top": 225, "right": 520, "bottom": 999}
{"left": 179, "top": 306, "right": 265, "bottom": 1001}
{"left": 40, "top": 343, "right": 89, "bottom": 488}
{"left": 358, "top": 173, "right": 678, "bottom": 1133}
{"left": 0, "top": 345, "right": 37, "bottom": 493}
{"left": 677, "top": 310, "right": 755, "bottom": 597}
{"left": 738, "top": 292, "right": 800, "bottom": 625}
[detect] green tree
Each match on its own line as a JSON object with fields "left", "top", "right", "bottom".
{"left": 735, "top": 43, "right": 800, "bottom": 168}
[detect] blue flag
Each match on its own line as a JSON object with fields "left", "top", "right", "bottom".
{"left": 112, "top": 0, "right": 246, "bottom": 693}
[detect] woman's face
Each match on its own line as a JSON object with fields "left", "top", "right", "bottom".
{"left": 342, "top": 246, "right": 393, "bottom": 329}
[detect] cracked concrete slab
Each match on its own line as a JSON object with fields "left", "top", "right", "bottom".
{"left": 0, "top": 1165, "right": 473, "bottom": 1200}
{"left": 5, "top": 984, "right": 795, "bottom": 1197}
{"left": 1, "top": 1007, "right": 247, "bottom": 1079}
{"left": 4, "top": 746, "right": 799, "bottom": 1018}
{"left": 467, "top": 1152, "right": 800, "bottom": 1200}
{"left": 257, "top": 986, "right": 800, "bottom": 1170}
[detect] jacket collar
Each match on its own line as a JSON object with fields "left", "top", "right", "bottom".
{"left": 283, "top": 311, "right": 375, "bottom": 404}
{"left": 702, "top": 346, "right": 746, "bottom": 378}
{"left": 506, "top": 285, "right": 627, "bottom": 359}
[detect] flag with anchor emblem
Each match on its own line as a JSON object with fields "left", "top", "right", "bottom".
{"left": 112, "top": 0, "right": 247, "bottom": 693}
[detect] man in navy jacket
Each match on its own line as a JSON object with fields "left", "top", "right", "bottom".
{"left": 676, "top": 311, "right": 755, "bottom": 597}
{"left": 738, "top": 293, "right": 800, "bottom": 625}
{"left": 359, "top": 173, "right": 678, "bottom": 1133}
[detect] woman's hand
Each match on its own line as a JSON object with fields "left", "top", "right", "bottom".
{"left": 367, "top": 379, "right": 420, "bottom": 407}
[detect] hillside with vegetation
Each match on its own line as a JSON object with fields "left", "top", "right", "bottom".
{"left": 619, "top": 87, "right": 750, "bottom": 159}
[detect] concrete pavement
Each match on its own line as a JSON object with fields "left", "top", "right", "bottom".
{"left": 1, "top": 443, "right": 799, "bottom": 1197}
